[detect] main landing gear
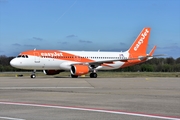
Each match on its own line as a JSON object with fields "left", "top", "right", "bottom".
{"left": 89, "top": 67, "right": 97, "bottom": 78}
{"left": 90, "top": 73, "right": 97, "bottom": 78}
{"left": 71, "top": 73, "right": 97, "bottom": 78}
{"left": 30, "top": 70, "right": 36, "bottom": 78}
{"left": 71, "top": 74, "right": 78, "bottom": 78}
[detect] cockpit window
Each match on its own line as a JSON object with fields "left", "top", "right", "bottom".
{"left": 17, "top": 55, "right": 29, "bottom": 58}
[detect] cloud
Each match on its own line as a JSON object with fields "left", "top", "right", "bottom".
{"left": 12, "top": 43, "right": 21, "bottom": 46}
{"left": 157, "top": 44, "right": 180, "bottom": 58}
{"left": 0, "top": 0, "right": 8, "bottom": 3}
{"left": 119, "top": 42, "right": 126, "bottom": 45}
{"left": 159, "top": 44, "right": 180, "bottom": 50}
{"left": 12, "top": 43, "right": 39, "bottom": 48}
{"left": 24, "top": 44, "right": 39, "bottom": 48}
{"left": 79, "top": 40, "right": 92, "bottom": 43}
{"left": 32, "top": 37, "right": 43, "bottom": 41}
{"left": 59, "top": 42, "right": 68, "bottom": 44}
{"left": 66, "top": 35, "right": 77, "bottom": 38}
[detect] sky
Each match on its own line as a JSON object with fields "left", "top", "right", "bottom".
{"left": 0, "top": 0, "right": 180, "bottom": 58}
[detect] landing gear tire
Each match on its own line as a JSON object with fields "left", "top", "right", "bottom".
{"left": 90, "top": 73, "right": 97, "bottom": 78}
{"left": 71, "top": 74, "right": 78, "bottom": 78}
{"left": 31, "top": 74, "right": 36, "bottom": 78}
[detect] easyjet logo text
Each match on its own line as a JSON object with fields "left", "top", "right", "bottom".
{"left": 134, "top": 29, "right": 149, "bottom": 51}
{"left": 41, "top": 52, "right": 63, "bottom": 57}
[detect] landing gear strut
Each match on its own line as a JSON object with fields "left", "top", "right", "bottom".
{"left": 89, "top": 66, "right": 97, "bottom": 78}
{"left": 31, "top": 70, "right": 36, "bottom": 78}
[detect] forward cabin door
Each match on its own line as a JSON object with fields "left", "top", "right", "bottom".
{"left": 34, "top": 52, "right": 40, "bottom": 63}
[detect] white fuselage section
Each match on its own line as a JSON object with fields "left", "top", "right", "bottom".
{"left": 10, "top": 50, "right": 130, "bottom": 70}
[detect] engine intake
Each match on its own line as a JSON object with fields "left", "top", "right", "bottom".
{"left": 70, "top": 65, "right": 89, "bottom": 76}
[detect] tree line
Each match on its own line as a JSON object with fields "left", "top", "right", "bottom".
{"left": 115, "top": 57, "right": 180, "bottom": 72}
{"left": 0, "top": 55, "right": 180, "bottom": 72}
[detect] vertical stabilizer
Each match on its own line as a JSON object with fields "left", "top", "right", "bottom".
{"left": 128, "top": 28, "right": 151, "bottom": 56}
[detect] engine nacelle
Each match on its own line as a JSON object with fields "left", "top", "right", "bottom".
{"left": 43, "top": 70, "right": 63, "bottom": 75}
{"left": 70, "top": 65, "right": 90, "bottom": 76}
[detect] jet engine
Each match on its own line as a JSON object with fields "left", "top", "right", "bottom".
{"left": 43, "top": 70, "right": 63, "bottom": 75}
{"left": 70, "top": 65, "right": 90, "bottom": 76}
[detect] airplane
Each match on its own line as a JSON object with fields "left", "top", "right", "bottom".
{"left": 10, "top": 27, "right": 159, "bottom": 78}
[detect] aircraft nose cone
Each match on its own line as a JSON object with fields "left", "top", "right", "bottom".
{"left": 10, "top": 59, "right": 17, "bottom": 67}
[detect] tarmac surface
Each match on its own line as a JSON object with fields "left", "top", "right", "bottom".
{"left": 0, "top": 76, "right": 180, "bottom": 120}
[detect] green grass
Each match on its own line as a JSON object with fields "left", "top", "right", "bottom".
{"left": 0, "top": 71, "right": 180, "bottom": 78}
{"left": 97, "top": 71, "right": 180, "bottom": 77}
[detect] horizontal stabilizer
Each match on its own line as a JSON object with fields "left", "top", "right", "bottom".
{"left": 149, "top": 46, "right": 156, "bottom": 56}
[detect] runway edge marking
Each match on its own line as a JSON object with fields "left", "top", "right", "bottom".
{"left": 0, "top": 101, "right": 179, "bottom": 120}
{"left": 0, "top": 116, "right": 25, "bottom": 120}
{"left": 0, "top": 87, "right": 94, "bottom": 90}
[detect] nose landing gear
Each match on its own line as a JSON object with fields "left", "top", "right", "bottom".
{"left": 31, "top": 70, "right": 36, "bottom": 78}
{"left": 31, "top": 74, "right": 36, "bottom": 78}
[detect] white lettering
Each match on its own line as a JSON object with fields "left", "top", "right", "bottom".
{"left": 41, "top": 52, "right": 63, "bottom": 57}
{"left": 134, "top": 29, "right": 149, "bottom": 51}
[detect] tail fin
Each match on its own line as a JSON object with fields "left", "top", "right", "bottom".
{"left": 128, "top": 28, "right": 151, "bottom": 56}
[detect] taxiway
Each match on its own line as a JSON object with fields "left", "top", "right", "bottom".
{"left": 0, "top": 77, "right": 180, "bottom": 120}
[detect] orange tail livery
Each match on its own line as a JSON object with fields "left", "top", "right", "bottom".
{"left": 128, "top": 28, "right": 150, "bottom": 57}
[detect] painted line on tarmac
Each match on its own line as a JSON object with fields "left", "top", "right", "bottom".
{"left": 0, "top": 116, "right": 25, "bottom": 120}
{"left": 0, "top": 101, "right": 180, "bottom": 120}
{"left": 0, "top": 87, "right": 94, "bottom": 90}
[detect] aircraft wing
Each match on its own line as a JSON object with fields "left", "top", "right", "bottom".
{"left": 71, "top": 57, "right": 139, "bottom": 67}
{"left": 71, "top": 55, "right": 165, "bottom": 67}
